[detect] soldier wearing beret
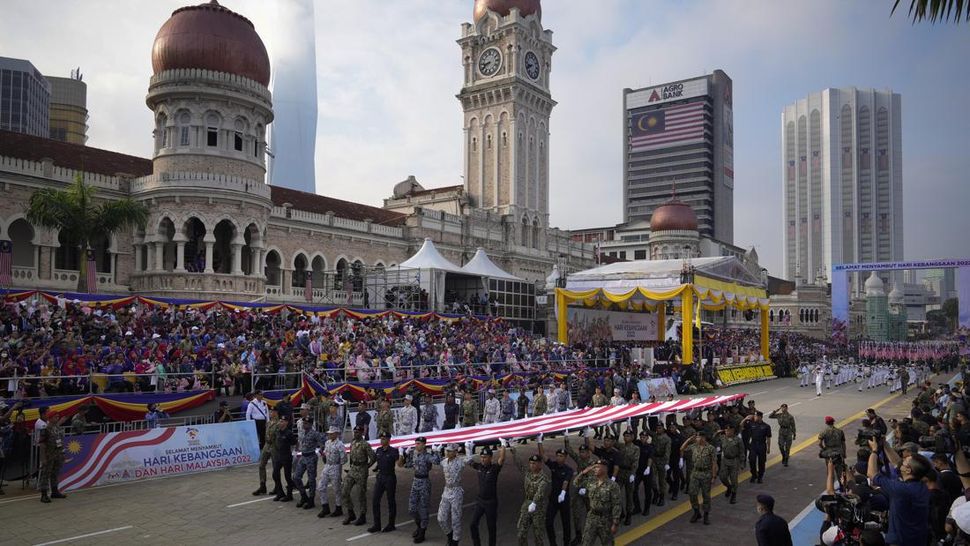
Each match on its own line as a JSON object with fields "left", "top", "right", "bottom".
{"left": 368, "top": 431, "right": 400, "bottom": 533}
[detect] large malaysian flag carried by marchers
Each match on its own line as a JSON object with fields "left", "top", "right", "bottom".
{"left": 361, "top": 393, "right": 746, "bottom": 451}
{"left": 629, "top": 102, "right": 707, "bottom": 153}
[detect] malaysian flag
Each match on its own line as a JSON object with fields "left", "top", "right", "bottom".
{"left": 799, "top": 155, "right": 807, "bottom": 174}
{"left": 85, "top": 249, "right": 98, "bottom": 293}
{"left": 304, "top": 270, "right": 313, "bottom": 302}
{"left": 878, "top": 149, "right": 889, "bottom": 171}
{"left": 0, "top": 240, "right": 12, "bottom": 286}
{"left": 629, "top": 102, "right": 706, "bottom": 152}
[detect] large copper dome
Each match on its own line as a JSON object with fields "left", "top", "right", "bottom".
{"left": 650, "top": 198, "right": 698, "bottom": 232}
{"left": 152, "top": 0, "right": 270, "bottom": 86}
{"left": 474, "top": 0, "right": 542, "bottom": 22}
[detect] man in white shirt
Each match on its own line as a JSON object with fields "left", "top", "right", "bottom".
{"left": 246, "top": 390, "right": 269, "bottom": 449}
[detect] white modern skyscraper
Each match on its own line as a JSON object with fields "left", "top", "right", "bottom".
{"left": 267, "top": 0, "right": 317, "bottom": 194}
{"left": 782, "top": 88, "right": 903, "bottom": 294}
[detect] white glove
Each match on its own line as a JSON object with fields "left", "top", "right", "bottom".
{"left": 585, "top": 427, "right": 594, "bottom": 438}
{"left": 537, "top": 433, "right": 544, "bottom": 444}
{"left": 558, "top": 490, "right": 566, "bottom": 503}
{"left": 611, "top": 476, "right": 616, "bottom": 482}
{"left": 315, "top": 448, "right": 322, "bottom": 456}
{"left": 679, "top": 458, "right": 685, "bottom": 469}
{"left": 628, "top": 474, "right": 635, "bottom": 484}
{"left": 579, "top": 487, "right": 587, "bottom": 496}
{"left": 294, "top": 451, "right": 302, "bottom": 458}
{"left": 664, "top": 464, "right": 670, "bottom": 471}
{"left": 528, "top": 501, "right": 537, "bottom": 513}
{"left": 644, "top": 466, "right": 651, "bottom": 476}
{"left": 716, "top": 447, "right": 721, "bottom": 454}
{"left": 502, "top": 438, "right": 511, "bottom": 448}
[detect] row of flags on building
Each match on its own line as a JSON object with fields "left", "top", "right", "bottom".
{"left": 857, "top": 341, "right": 959, "bottom": 361}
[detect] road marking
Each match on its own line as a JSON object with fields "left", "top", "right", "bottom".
{"left": 787, "top": 402, "right": 802, "bottom": 407}
{"left": 33, "top": 526, "right": 133, "bottom": 546}
{"left": 346, "top": 502, "right": 476, "bottom": 541}
{"left": 615, "top": 387, "right": 906, "bottom": 545}
{"left": 0, "top": 494, "right": 39, "bottom": 505}
{"left": 787, "top": 490, "right": 823, "bottom": 529}
{"left": 226, "top": 496, "right": 275, "bottom": 508}
{"left": 752, "top": 390, "right": 768, "bottom": 396}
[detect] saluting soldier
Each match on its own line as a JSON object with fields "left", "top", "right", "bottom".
{"left": 715, "top": 423, "right": 742, "bottom": 504}
{"left": 342, "top": 425, "right": 377, "bottom": 526}
{"left": 462, "top": 391, "right": 480, "bottom": 427}
{"left": 682, "top": 431, "right": 717, "bottom": 525}
{"left": 368, "top": 431, "right": 400, "bottom": 533}
{"left": 376, "top": 399, "right": 394, "bottom": 438}
{"left": 293, "top": 417, "right": 323, "bottom": 510}
{"left": 514, "top": 449, "right": 550, "bottom": 546}
{"left": 768, "top": 404, "right": 796, "bottom": 467}
{"left": 317, "top": 426, "right": 346, "bottom": 518}
{"left": 617, "top": 429, "right": 640, "bottom": 525}
{"left": 565, "top": 433, "right": 596, "bottom": 545}
{"left": 400, "top": 436, "right": 441, "bottom": 543}
{"left": 574, "top": 459, "right": 621, "bottom": 546}
{"left": 253, "top": 407, "right": 280, "bottom": 496}
{"left": 537, "top": 433, "right": 575, "bottom": 546}
{"left": 38, "top": 412, "right": 67, "bottom": 504}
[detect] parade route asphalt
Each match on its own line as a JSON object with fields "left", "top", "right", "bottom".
{"left": 0, "top": 372, "right": 948, "bottom": 546}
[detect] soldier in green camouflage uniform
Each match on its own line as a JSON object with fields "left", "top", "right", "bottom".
{"left": 314, "top": 392, "right": 333, "bottom": 432}
{"left": 715, "top": 424, "right": 742, "bottom": 504}
{"left": 376, "top": 399, "right": 394, "bottom": 438}
{"left": 575, "top": 459, "right": 621, "bottom": 546}
{"left": 565, "top": 434, "right": 595, "bottom": 543}
{"left": 532, "top": 387, "right": 548, "bottom": 418}
{"left": 817, "top": 417, "right": 846, "bottom": 481}
{"left": 650, "top": 422, "right": 671, "bottom": 507}
{"left": 591, "top": 388, "right": 608, "bottom": 439}
{"left": 462, "top": 391, "right": 479, "bottom": 427}
{"left": 768, "top": 404, "right": 796, "bottom": 466}
{"left": 342, "top": 425, "right": 377, "bottom": 525}
{"left": 618, "top": 429, "right": 639, "bottom": 525}
{"left": 682, "top": 431, "right": 717, "bottom": 525}
{"left": 514, "top": 450, "right": 550, "bottom": 546}
{"left": 39, "top": 413, "right": 67, "bottom": 503}
{"left": 253, "top": 408, "right": 280, "bottom": 495}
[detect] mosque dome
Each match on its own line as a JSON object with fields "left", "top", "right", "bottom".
{"left": 473, "top": 0, "right": 542, "bottom": 22}
{"left": 152, "top": 0, "right": 271, "bottom": 86}
{"left": 888, "top": 284, "right": 905, "bottom": 305}
{"left": 650, "top": 197, "right": 698, "bottom": 232}
{"left": 865, "top": 272, "right": 885, "bottom": 296}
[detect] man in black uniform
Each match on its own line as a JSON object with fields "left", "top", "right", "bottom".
{"left": 743, "top": 412, "right": 771, "bottom": 484}
{"left": 537, "top": 434, "right": 575, "bottom": 546}
{"left": 272, "top": 415, "right": 296, "bottom": 502}
{"left": 633, "top": 430, "right": 655, "bottom": 515}
{"left": 666, "top": 422, "right": 685, "bottom": 501}
{"left": 469, "top": 440, "right": 506, "bottom": 546}
{"left": 355, "top": 401, "right": 372, "bottom": 441}
{"left": 368, "top": 431, "right": 400, "bottom": 533}
{"left": 592, "top": 435, "right": 620, "bottom": 480}
{"left": 443, "top": 391, "right": 459, "bottom": 430}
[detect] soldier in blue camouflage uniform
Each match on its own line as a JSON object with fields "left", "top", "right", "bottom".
{"left": 293, "top": 417, "right": 323, "bottom": 510}
{"left": 500, "top": 390, "right": 516, "bottom": 421}
{"left": 399, "top": 436, "right": 442, "bottom": 543}
{"left": 419, "top": 398, "right": 438, "bottom": 433}
{"left": 342, "top": 425, "right": 377, "bottom": 526}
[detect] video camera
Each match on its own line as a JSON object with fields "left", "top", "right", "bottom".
{"left": 815, "top": 492, "right": 887, "bottom": 541}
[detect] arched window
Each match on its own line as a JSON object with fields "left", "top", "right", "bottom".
{"left": 212, "top": 220, "right": 235, "bottom": 274}
{"left": 8, "top": 219, "right": 35, "bottom": 267}
{"left": 206, "top": 113, "right": 220, "bottom": 147}
{"left": 264, "top": 251, "right": 281, "bottom": 286}
{"left": 54, "top": 231, "right": 80, "bottom": 271}
{"left": 292, "top": 254, "right": 308, "bottom": 288}
{"left": 178, "top": 112, "right": 191, "bottom": 147}
{"left": 335, "top": 258, "right": 349, "bottom": 290}
{"left": 520, "top": 217, "right": 529, "bottom": 247}
{"left": 156, "top": 114, "right": 168, "bottom": 150}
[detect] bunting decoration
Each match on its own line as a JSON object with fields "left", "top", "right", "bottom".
{"left": 11, "top": 390, "right": 216, "bottom": 427}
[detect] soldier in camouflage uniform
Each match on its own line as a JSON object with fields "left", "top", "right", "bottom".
{"left": 38, "top": 412, "right": 66, "bottom": 503}
{"left": 649, "top": 421, "right": 671, "bottom": 507}
{"left": 399, "top": 436, "right": 442, "bottom": 543}
{"left": 514, "top": 449, "right": 550, "bottom": 546}
{"left": 533, "top": 387, "right": 548, "bottom": 418}
{"left": 682, "top": 431, "right": 717, "bottom": 525}
{"left": 317, "top": 426, "right": 346, "bottom": 518}
{"left": 574, "top": 459, "right": 621, "bottom": 546}
{"left": 438, "top": 442, "right": 474, "bottom": 546}
{"left": 342, "top": 425, "right": 377, "bottom": 526}
{"left": 253, "top": 408, "right": 280, "bottom": 496}
{"left": 419, "top": 397, "right": 438, "bottom": 433}
{"left": 314, "top": 392, "right": 333, "bottom": 432}
{"left": 397, "top": 395, "right": 418, "bottom": 436}
{"left": 817, "top": 416, "right": 846, "bottom": 481}
{"left": 462, "top": 391, "right": 480, "bottom": 427}
{"left": 618, "top": 430, "right": 640, "bottom": 525}
{"left": 565, "top": 434, "right": 596, "bottom": 545}
{"left": 768, "top": 404, "right": 796, "bottom": 466}
{"left": 591, "top": 387, "right": 608, "bottom": 439}
{"left": 715, "top": 423, "right": 742, "bottom": 504}
{"left": 293, "top": 417, "right": 323, "bottom": 510}
{"left": 376, "top": 399, "right": 394, "bottom": 438}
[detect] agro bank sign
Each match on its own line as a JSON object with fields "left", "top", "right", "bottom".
{"left": 567, "top": 307, "right": 658, "bottom": 342}
{"left": 626, "top": 77, "right": 710, "bottom": 109}
{"left": 58, "top": 421, "right": 260, "bottom": 491}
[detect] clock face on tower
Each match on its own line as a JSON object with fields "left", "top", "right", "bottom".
{"left": 478, "top": 48, "right": 502, "bottom": 77}
{"left": 525, "top": 51, "right": 541, "bottom": 80}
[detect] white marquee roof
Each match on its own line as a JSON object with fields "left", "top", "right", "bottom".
{"left": 399, "top": 238, "right": 467, "bottom": 274}
{"left": 461, "top": 248, "right": 521, "bottom": 280}
{"left": 566, "top": 256, "right": 763, "bottom": 292}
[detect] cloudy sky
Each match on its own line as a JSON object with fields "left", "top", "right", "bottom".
{"left": 2, "top": 0, "right": 968, "bottom": 275}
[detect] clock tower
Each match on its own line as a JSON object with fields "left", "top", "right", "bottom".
{"left": 458, "top": 0, "right": 556, "bottom": 229}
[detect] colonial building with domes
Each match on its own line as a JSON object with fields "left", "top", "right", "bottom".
{"left": 0, "top": 0, "right": 591, "bottom": 320}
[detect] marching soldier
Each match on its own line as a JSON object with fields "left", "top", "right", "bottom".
{"left": 399, "top": 437, "right": 441, "bottom": 543}
{"left": 483, "top": 389, "right": 501, "bottom": 424}
{"left": 715, "top": 423, "right": 742, "bottom": 504}
{"left": 618, "top": 430, "right": 639, "bottom": 525}
{"left": 38, "top": 412, "right": 66, "bottom": 503}
{"left": 368, "top": 432, "right": 400, "bottom": 533}
{"left": 574, "top": 459, "right": 621, "bottom": 546}
{"left": 817, "top": 416, "right": 847, "bottom": 480}
{"left": 533, "top": 386, "right": 548, "bottom": 418}
{"left": 632, "top": 430, "right": 654, "bottom": 516}
{"left": 253, "top": 407, "right": 280, "bottom": 496}
{"left": 420, "top": 397, "right": 438, "bottom": 433}
{"left": 342, "top": 425, "right": 377, "bottom": 526}
{"left": 398, "top": 395, "right": 418, "bottom": 437}
{"left": 565, "top": 433, "right": 595, "bottom": 545}
{"left": 682, "top": 431, "right": 717, "bottom": 525}
{"left": 438, "top": 442, "right": 474, "bottom": 546}
{"left": 293, "top": 417, "right": 323, "bottom": 510}
{"left": 462, "top": 391, "right": 480, "bottom": 427}
{"left": 377, "top": 399, "right": 395, "bottom": 438}
{"left": 537, "top": 434, "right": 574, "bottom": 546}
{"left": 743, "top": 412, "right": 771, "bottom": 484}
{"left": 768, "top": 404, "right": 796, "bottom": 467}
{"left": 272, "top": 415, "right": 296, "bottom": 502}
{"left": 469, "top": 441, "right": 506, "bottom": 546}
{"left": 514, "top": 448, "right": 550, "bottom": 546}
{"left": 650, "top": 422, "right": 671, "bottom": 507}
{"left": 317, "top": 426, "right": 346, "bottom": 518}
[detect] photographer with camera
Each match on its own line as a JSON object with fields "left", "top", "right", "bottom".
{"left": 866, "top": 437, "right": 930, "bottom": 546}
{"left": 820, "top": 416, "right": 848, "bottom": 486}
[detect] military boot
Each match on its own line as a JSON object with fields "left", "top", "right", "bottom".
{"left": 303, "top": 497, "right": 315, "bottom": 510}
{"left": 343, "top": 509, "right": 356, "bottom": 525}
{"left": 330, "top": 506, "right": 344, "bottom": 518}
{"left": 367, "top": 517, "right": 382, "bottom": 533}
{"left": 381, "top": 523, "right": 396, "bottom": 533}
{"left": 730, "top": 491, "right": 737, "bottom": 504}
{"left": 252, "top": 482, "right": 267, "bottom": 496}
{"left": 624, "top": 513, "right": 631, "bottom": 526}
{"left": 40, "top": 491, "right": 51, "bottom": 504}
{"left": 414, "top": 526, "right": 426, "bottom": 544}
{"left": 354, "top": 513, "right": 367, "bottom": 526}
{"left": 317, "top": 504, "right": 331, "bottom": 518}
{"left": 689, "top": 509, "right": 701, "bottom": 523}
{"left": 296, "top": 494, "right": 307, "bottom": 508}
{"left": 446, "top": 532, "right": 455, "bottom": 546}
{"left": 50, "top": 484, "right": 66, "bottom": 499}
{"left": 282, "top": 487, "right": 294, "bottom": 502}
{"left": 412, "top": 520, "right": 422, "bottom": 538}
{"left": 703, "top": 512, "right": 710, "bottom": 525}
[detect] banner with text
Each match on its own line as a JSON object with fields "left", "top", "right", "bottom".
{"left": 58, "top": 421, "right": 260, "bottom": 491}
{"left": 566, "top": 308, "right": 658, "bottom": 343}
{"left": 717, "top": 364, "right": 775, "bottom": 387}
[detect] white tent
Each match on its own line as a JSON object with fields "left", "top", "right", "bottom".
{"left": 370, "top": 238, "right": 482, "bottom": 312}
{"left": 399, "top": 238, "right": 465, "bottom": 273}
{"left": 460, "top": 248, "right": 521, "bottom": 280}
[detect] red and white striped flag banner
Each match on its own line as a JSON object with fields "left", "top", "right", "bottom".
{"left": 0, "top": 240, "right": 12, "bottom": 286}
{"left": 364, "top": 393, "right": 747, "bottom": 451}
{"left": 303, "top": 270, "right": 313, "bottom": 302}
{"left": 85, "top": 249, "right": 98, "bottom": 293}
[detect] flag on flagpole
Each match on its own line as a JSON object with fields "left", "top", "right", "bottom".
{"left": 0, "top": 240, "right": 12, "bottom": 286}
{"left": 304, "top": 270, "right": 313, "bottom": 302}
{"left": 85, "top": 249, "right": 98, "bottom": 293}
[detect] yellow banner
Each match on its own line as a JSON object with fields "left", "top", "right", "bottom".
{"left": 717, "top": 364, "right": 775, "bottom": 386}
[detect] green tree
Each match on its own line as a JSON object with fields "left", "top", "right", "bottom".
{"left": 892, "top": 0, "right": 970, "bottom": 23}
{"left": 27, "top": 174, "right": 148, "bottom": 292}
{"left": 942, "top": 297, "right": 959, "bottom": 330}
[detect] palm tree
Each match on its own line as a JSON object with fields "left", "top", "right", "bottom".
{"left": 892, "top": 0, "right": 969, "bottom": 23}
{"left": 27, "top": 173, "right": 149, "bottom": 292}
